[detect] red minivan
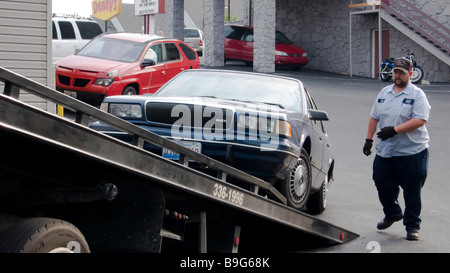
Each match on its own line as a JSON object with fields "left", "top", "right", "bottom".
{"left": 224, "top": 25, "right": 308, "bottom": 70}
{"left": 55, "top": 33, "right": 200, "bottom": 106}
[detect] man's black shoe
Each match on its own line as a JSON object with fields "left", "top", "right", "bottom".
{"left": 376, "top": 216, "right": 403, "bottom": 230}
{"left": 406, "top": 230, "right": 419, "bottom": 241}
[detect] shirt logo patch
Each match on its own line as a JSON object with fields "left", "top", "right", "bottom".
{"left": 378, "top": 99, "right": 385, "bottom": 103}
{"left": 402, "top": 98, "right": 415, "bottom": 105}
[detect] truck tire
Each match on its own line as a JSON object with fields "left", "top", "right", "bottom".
{"left": 0, "top": 217, "right": 90, "bottom": 253}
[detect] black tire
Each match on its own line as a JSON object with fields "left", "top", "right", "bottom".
{"left": 411, "top": 67, "right": 424, "bottom": 84}
{"left": 0, "top": 217, "right": 90, "bottom": 253}
{"left": 379, "top": 67, "right": 392, "bottom": 82}
{"left": 277, "top": 149, "right": 312, "bottom": 210}
{"left": 306, "top": 176, "right": 328, "bottom": 215}
{"left": 122, "top": 85, "right": 137, "bottom": 95}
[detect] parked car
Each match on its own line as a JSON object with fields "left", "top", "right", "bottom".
{"left": 224, "top": 25, "right": 309, "bottom": 70}
{"left": 184, "top": 28, "right": 204, "bottom": 56}
{"left": 55, "top": 32, "right": 200, "bottom": 106}
{"left": 90, "top": 69, "right": 333, "bottom": 213}
{"left": 52, "top": 16, "right": 103, "bottom": 64}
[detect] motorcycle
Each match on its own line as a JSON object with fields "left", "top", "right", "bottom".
{"left": 379, "top": 49, "right": 424, "bottom": 84}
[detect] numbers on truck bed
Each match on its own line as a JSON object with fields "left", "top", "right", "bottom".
{"left": 213, "top": 183, "right": 244, "bottom": 206}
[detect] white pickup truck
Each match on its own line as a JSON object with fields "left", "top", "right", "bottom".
{"left": 52, "top": 16, "right": 103, "bottom": 64}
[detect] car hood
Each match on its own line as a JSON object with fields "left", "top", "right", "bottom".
{"left": 276, "top": 43, "right": 305, "bottom": 54}
{"left": 56, "top": 55, "right": 132, "bottom": 73}
{"left": 107, "top": 95, "right": 290, "bottom": 115}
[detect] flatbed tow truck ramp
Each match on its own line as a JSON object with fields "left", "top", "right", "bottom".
{"left": 0, "top": 67, "right": 358, "bottom": 253}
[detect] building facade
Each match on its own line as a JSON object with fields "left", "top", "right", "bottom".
{"left": 0, "top": 0, "right": 54, "bottom": 111}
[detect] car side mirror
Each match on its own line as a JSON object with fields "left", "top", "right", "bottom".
{"left": 141, "top": 59, "right": 155, "bottom": 68}
{"left": 309, "top": 109, "right": 329, "bottom": 121}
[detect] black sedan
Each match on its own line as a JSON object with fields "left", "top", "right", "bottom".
{"left": 91, "top": 69, "right": 333, "bottom": 213}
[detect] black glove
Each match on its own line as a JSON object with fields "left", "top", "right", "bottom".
{"left": 377, "top": 126, "right": 397, "bottom": 141}
{"left": 363, "top": 139, "right": 373, "bottom": 156}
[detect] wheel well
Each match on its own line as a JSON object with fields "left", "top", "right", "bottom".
{"left": 328, "top": 160, "right": 334, "bottom": 182}
{"left": 302, "top": 137, "right": 311, "bottom": 156}
{"left": 124, "top": 83, "right": 140, "bottom": 95}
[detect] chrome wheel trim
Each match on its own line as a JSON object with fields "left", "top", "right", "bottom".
{"left": 289, "top": 158, "right": 308, "bottom": 203}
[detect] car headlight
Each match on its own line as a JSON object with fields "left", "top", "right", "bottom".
{"left": 94, "top": 78, "right": 115, "bottom": 87}
{"left": 237, "top": 114, "right": 292, "bottom": 138}
{"left": 109, "top": 103, "right": 142, "bottom": 118}
{"left": 302, "top": 52, "right": 308, "bottom": 57}
{"left": 238, "top": 114, "right": 258, "bottom": 131}
{"left": 106, "top": 70, "right": 119, "bottom": 77}
{"left": 275, "top": 50, "right": 288, "bottom": 56}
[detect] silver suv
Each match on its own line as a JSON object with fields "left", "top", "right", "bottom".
{"left": 184, "top": 28, "right": 204, "bottom": 56}
{"left": 52, "top": 16, "right": 103, "bottom": 64}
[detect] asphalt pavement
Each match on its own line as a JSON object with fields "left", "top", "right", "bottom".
{"left": 216, "top": 62, "right": 450, "bottom": 253}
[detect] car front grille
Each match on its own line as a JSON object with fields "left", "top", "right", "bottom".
{"left": 57, "top": 75, "right": 91, "bottom": 87}
{"left": 74, "top": 78, "right": 90, "bottom": 87}
{"left": 145, "top": 102, "right": 233, "bottom": 130}
{"left": 58, "top": 75, "right": 71, "bottom": 85}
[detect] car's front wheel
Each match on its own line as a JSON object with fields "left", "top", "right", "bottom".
{"left": 277, "top": 148, "right": 312, "bottom": 210}
{"left": 122, "top": 85, "right": 137, "bottom": 95}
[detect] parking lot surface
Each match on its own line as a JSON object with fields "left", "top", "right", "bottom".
{"left": 218, "top": 62, "right": 450, "bottom": 253}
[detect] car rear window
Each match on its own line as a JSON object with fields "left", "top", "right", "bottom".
{"left": 178, "top": 43, "right": 197, "bottom": 60}
{"left": 225, "top": 26, "right": 246, "bottom": 40}
{"left": 76, "top": 21, "right": 103, "bottom": 39}
{"left": 184, "top": 29, "right": 200, "bottom": 37}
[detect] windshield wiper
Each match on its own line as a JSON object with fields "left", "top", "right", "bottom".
{"left": 228, "top": 99, "right": 285, "bottom": 109}
{"left": 260, "top": 102, "right": 285, "bottom": 109}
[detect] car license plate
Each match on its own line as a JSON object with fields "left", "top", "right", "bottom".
{"left": 64, "top": 90, "right": 77, "bottom": 98}
{"left": 162, "top": 141, "right": 201, "bottom": 160}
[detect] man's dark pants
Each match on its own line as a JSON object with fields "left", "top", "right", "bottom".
{"left": 373, "top": 149, "right": 429, "bottom": 231}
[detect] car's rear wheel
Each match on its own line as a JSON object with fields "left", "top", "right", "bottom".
{"left": 306, "top": 175, "right": 328, "bottom": 214}
{"left": 278, "top": 148, "right": 311, "bottom": 210}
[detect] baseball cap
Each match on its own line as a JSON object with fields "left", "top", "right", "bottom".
{"left": 393, "top": 57, "right": 412, "bottom": 73}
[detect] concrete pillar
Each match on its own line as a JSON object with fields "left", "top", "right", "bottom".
{"left": 165, "top": 0, "right": 184, "bottom": 41}
{"left": 253, "top": 0, "right": 275, "bottom": 73}
{"left": 203, "top": 0, "right": 224, "bottom": 67}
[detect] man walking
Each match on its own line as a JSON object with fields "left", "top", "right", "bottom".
{"left": 363, "top": 57, "right": 431, "bottom": 240}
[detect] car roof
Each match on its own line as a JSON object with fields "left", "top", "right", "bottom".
{"left": 178, "top": 69, "right": 302, "bottom": 83}
{"left": 52, "top": 16, "right": 97, "bottom": 23}
{"left": 225, "top": 24, "right": 253, "bottom": 30}
{"left": 98, "top": 32, "right": 171, "bottom": 43}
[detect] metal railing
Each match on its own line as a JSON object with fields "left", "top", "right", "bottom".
{"left": 381, "top": 0, "right": 450, "bottom": 55}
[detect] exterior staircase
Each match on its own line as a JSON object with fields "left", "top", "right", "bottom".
{"left": 379, "top": 0, "right": 450, "bottom": 66}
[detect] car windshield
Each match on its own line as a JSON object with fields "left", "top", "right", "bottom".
{"left": 77, "top": 37, "right": 147, "bottom": 63}
{"left": 155, "top": 71, "right": 303, "bottom": 112}
{"left": 275, "top": 31, "right": 293, "bottom": 44}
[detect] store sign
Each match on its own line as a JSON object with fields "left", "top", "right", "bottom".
{"left": 135, "top": 0, "right": 165, "bottom": 16}
{"left": 92, "top": 0, "right": 122, "bottom": 21}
